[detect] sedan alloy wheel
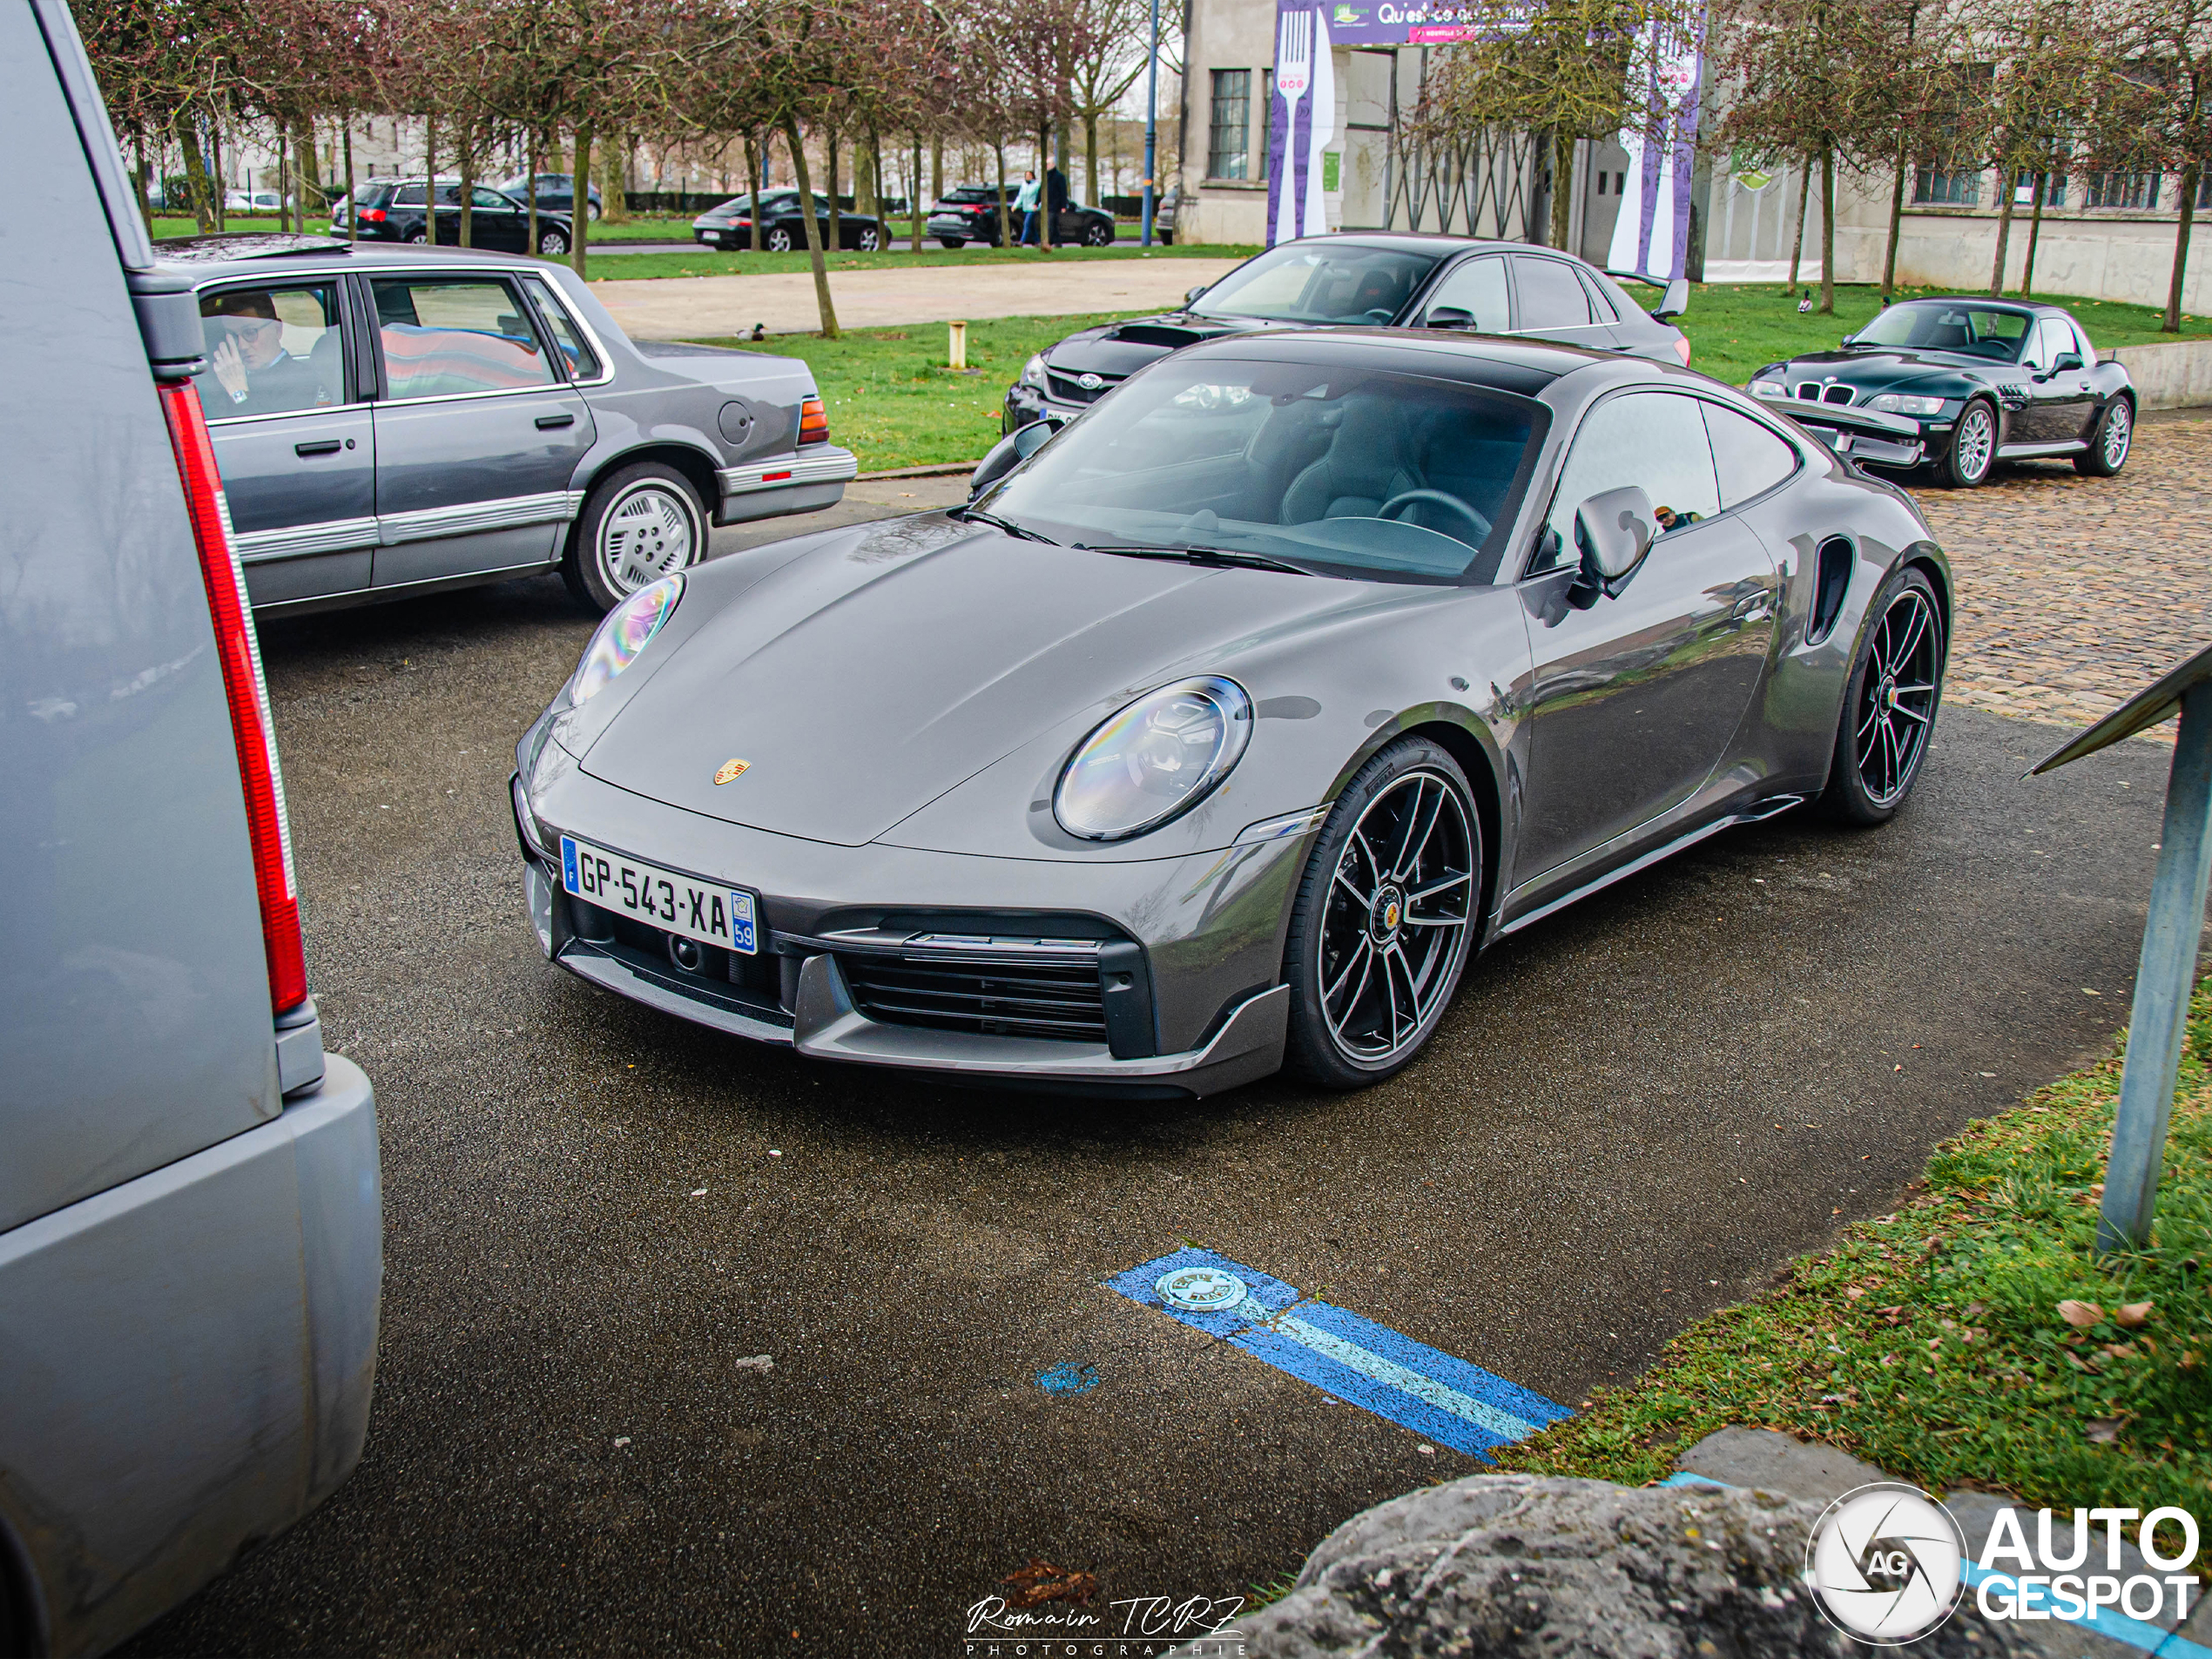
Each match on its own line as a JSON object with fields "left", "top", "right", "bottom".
{"left": 564, "top": 462, "right": 705, "bottom": 612}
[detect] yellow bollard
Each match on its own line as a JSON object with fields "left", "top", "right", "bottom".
{"left": 948, "top": 320, "right": 968, "bottom": 370}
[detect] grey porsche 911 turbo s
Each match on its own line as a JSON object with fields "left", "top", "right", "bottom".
{"left": 512, "top": 329, "right": 1950, "bottom": 1095}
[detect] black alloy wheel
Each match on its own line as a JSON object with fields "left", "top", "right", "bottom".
{"left": 1936, "top": 398, "right": 1996, "bottom": 489}
{"left": 1083, "top": 219, "right": 1113, "bottom": 246}
{"left": 856, "top": 226, "right": 881, "bottom": 252}
{"left": 1820, "top": 564, "right": 1946, "bottom": 825}
{"left": 1283, "top": 737, "right": 1480, "bottom": 1089}
{"left": 536, "top": 225, "right": 569, "bottom": 257}
{"left": 765, "top": 226, "right": 794, "bottom": 253}
{"left": 2077, "top": 396, "right": 2133, "bottom": 476}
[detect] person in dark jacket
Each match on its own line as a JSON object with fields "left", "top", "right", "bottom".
{"left": 199, "top": 289, "right": 329, "bottom": 416}
{"left": 1045, "top": 165, "right": 1068, "bottom": 239}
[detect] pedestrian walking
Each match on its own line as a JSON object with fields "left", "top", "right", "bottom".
{"left": 1044, "top": 165, "right": 1068, "bottom": 249}
{"left": 1014, "top": 171, "right": 1040, "bottom": 246}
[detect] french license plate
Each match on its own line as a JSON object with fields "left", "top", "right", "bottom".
{"left": 560, "top": 835, "right": 757, "bottom": 954}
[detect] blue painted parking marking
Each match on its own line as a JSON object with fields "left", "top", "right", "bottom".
{"left": 1107, "top": 1246, "right": 1571, "bottom": 1459}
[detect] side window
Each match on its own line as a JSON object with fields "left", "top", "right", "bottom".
{"left": 2040, "top": 317, "right": 2080, "bottom": 364}
{"left": 2072, "top": 320, "right": 2097, "bottom": 361}
{"left": 2020, "top": 320, "right": 2054, "bottom": 370}
{"left": 1702, "top": 402, "right": 1800, "bottom": 509}
{"left": 371, "top": 278, "right": 557, "bottom": 399}
{"left": 1531, "top": 391, "right": 1721, "bottom": 573}
{"left": 1512, "top": 256, "right": 1595, "bottom": 330}
{"left": 194, "top": 282, "right": 346, "bottom": 419}
{"left": 472, "top": 186, "right": 513, "bottom": 211}
{"left": 523, "top": 276, "right": 604, "bottom": 380}
{"left": 1421, "top": 257, "right": 1510, "bottom": 330}
{"left": 1576, "top": 269, "right": 1620, "bottom": 323}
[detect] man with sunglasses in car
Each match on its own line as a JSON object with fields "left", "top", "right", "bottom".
{"left": 200, "top": 289, "right": 330, "bottom": 417}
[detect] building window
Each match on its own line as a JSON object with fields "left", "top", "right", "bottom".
{"left": 2198, "top": 169, "right": 2212, "bottom": 210}
{"left": 1258, "top": 69, "right": 1274, "bottom": 180}
{"left": 2085, "top": 171, "right": 2160, "bottom": 209}
{"left": 1913, "top": 165, "right": 1982, "bottom": 206}
{"left": 1209, "top": 69, "right": 1251, "bottom": 181}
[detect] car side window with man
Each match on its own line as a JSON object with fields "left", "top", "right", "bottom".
{"left": 194, "top": 285, "right": 345, "bottom": 418}
{"left": 1530, "top": 390, "right": 1722, "bottom": 575}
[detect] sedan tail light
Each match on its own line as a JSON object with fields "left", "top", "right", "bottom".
{"left": 1674, "top": 337, "right": 1692, "bottom": 368}
{"left": 799, "top": 395, "right": 829, "bottom": 445}
{"left": 158, "top": 380, "right": 308, "bottom": 1015}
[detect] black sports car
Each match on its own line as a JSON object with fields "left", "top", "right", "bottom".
{"left": 691, "top": 192, "right": 886, "bottom": 253}
{"left": 331, "top": 178, "right": 574, "bottom": 258}
{"left": 926, "top": 185, "right": 1116, "bottom": 248}
{"left": 1003, "top": 233, "right": 1689, "bottom": 434}
{"left": 1747, "top": 296, "right": 2135, "bottom": 487}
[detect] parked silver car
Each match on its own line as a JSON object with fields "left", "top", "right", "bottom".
{"left": 3, "top": 1, "right": 381, "bottom": 1651}
{"left": 152, "top": 236, "right": 859, "bottom": 612}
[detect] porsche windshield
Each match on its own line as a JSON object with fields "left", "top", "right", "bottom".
{"left": 1187, "top": 244, "right": 1444, "bottom": 325}
{"left": 1852, "top": 300, "right": 2033, "bottom": 361}
{"left": 977, "top": 359, "right": 1544, "bottom": 583}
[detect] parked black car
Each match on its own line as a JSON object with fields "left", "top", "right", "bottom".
{"left": 1747, "top": 295, "right": 2135, "bottom": 488}
{"left": 1004, "top": 232, "right": 1687, "bottom": 432}
{"left": 691, "top": 190, "right": 886, "bottom": 252}
{"left": 497, "top": 171, "right": 604, "bottom": 219}
{"left": 927, "top": 184, "right": 1116, "bottom": 247}
{"left": 333, "top": 177, "right": 574, "bottom": 258}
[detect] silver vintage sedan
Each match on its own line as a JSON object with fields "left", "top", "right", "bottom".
{"left": 157, "top": 234, "right": 858, "bottom": 612}
{"left": 514, "top": 330, "right": 1949, "bottom": 1095}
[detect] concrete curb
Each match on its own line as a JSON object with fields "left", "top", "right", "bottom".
{"left": 2105, "top": 338, "right": 2212, "bottom": 410}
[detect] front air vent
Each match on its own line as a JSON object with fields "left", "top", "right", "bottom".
{"left": 839, "top": 951, "right": 1109, "bottom": 1042}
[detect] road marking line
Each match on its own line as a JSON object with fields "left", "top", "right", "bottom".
{"left": 1106, "top": 1247, "right": 1571, "bottom": 1459}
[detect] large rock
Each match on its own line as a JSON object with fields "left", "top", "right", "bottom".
{"left": 1184, "top": 1473, "right": 2027, "bottom": 1657}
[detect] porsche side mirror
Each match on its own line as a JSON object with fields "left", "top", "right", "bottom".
{"left": 1652, "top": 277, "right": 1689, "bottom": 320}
{"left": 1184, "top": 284, "right": 1210, "bottom": 306}
{"left": 2054, "top": 351, "right": 2086, "bottom": 373}
{"left": 968, "top": 417, "right": 1059, "bottom": 498}
{"left": 1569, "top": 485, "right": 1657, "bottom": 604}
{"left": 1424, "top": 305, "right": 1474, "bottom": 330}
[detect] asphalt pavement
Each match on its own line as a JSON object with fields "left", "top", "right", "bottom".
{"left": 119, "top": 518, "right": 2178, "bottom": 1657}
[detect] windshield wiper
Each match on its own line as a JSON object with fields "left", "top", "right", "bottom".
{"left": 1077, "top": 542, "right": 1312, "bottom": 575}
{"left": 953, "top": 507, "right": 1056, "bottom": 544}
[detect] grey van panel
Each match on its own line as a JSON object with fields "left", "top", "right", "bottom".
{"left": 0, "top": 1057, "right": 381, "bottom": 1658}
{"left": 0, "top": 0, "right": 283, "bottom": 1234}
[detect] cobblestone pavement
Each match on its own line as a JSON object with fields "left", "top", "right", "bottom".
{"left": 1914, "top": 410, "right": 2212, "bottom": 740}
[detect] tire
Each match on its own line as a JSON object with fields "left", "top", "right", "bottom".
{"left": 562, "top": 462, "right": 707, "bottom": 613}
{"left": 1818, "top": 564, "right": 1946, "bottom": 826}
{"left": 1283, "top": 737, "right": 1481, "bottom": 1089}
{"left": 587, "top": 200, "right": 602, "bottom": 221}
{"left": 1936, "top": 398, "right": 1996, "bottom": 488}
{"left": 937, "top": 236, "right": 965, "bottom": 248}
{"left": 856, "top": 227, "right": 881, "bottom": 252}
{"left": 1083, "top": 220, "right": 1112, "bottom": 246}
{"left": 2076, "top": 396, "right": 2133, "bottom": 476}
{"left": 536, "top": 226, "right": 569, "bottom": 257}
{"left": 765, "top": 226, "right": 794, "bottom": 253}
{"left": 405, "top": 227, "right": 428, "bottom": 245}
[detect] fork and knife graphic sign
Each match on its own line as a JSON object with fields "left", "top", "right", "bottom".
{"left": 1266, "top": 3, "right": 1333, "bottom": 246}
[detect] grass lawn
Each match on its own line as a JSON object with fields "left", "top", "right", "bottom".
{"left": 704, "top": 313, "right": 1153, "bottom": 472}
{"left": 1628, "top": 279, "right": 2212, "bottom": 388}
{"left": 1495, "top": 981, "right": 2212, "bottom": 1547}
{"left": 586, "top": 242, "right": 1256, "bottom": 280}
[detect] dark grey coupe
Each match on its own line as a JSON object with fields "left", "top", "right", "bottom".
{"left": 1748, "top": 296, "right": 2134, "bottom": 488}
{"left": 515, "top": 330, "right": 1949, "bottom": 1094}
{"left": 158, "top": 234, "right": 857, "bottom": 613}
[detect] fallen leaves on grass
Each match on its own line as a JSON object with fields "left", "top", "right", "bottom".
{"left": 1001, "top": 1560, "right": 1100, "bottom": 1608}
{"left": 2058, "top": 1299, "right": 2104, "bottom": 1327}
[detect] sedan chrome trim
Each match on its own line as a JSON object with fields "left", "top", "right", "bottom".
{"left": 234, "top": 515, "right": 382, "bottom": 563}
{"left": 717, "top": 447, "right": 859, "bottom": 497}
{"left": 375, "top": 489, "right": 586, "bottom": 545}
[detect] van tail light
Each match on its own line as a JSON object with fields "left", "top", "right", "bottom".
{"left": 362, "top": 207, "right": 386, "bottom": 223}
{"left": 1675, "top": 337, "right": 1692, "bottom": 368}
{"left": 799, "top": 395, "right": 829, "bottom": 445}
{"left": 158, "top": 380, "right": 308, "bottom": 1015}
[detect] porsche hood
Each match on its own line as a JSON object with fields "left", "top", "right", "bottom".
{"left": 574, "top": 518, "right": 1352, "bottom": 847}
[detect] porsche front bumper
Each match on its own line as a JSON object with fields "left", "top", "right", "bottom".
{"left": 516, "top": 758, "right": 1311, "bottom": 1096}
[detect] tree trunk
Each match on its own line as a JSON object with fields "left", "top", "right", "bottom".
{"left": 2168, "top": 159, "right": 2200, "bottom": 333}
{"left": 1085, "top": 111, "right": 1100, "bottom": 206}
{"left": 868, "top": 125, "right": 888, "bottom": 253}
{"left": 294, "top": 118, "right": 318, "bottom": 232}
{"left": 744, "top": 131, "right": 764, "bottom": 250}
{"left": 1819, "top": 143, "right": 1836, "bottom": 314}
{"left": 426, "top": 111, "right": 437, "bottom": 194}
{"left": 1882, "top": 140, "right": 1906, "bottom": 303}
{"left": 931, "top": 136, "right": 942, "bottom": 206}
{"left": 2020, "top": 168, "right": 2047, "bottom": 299}
{"left": 912, "top": 136, "right": 925, "bottom": 253}
{"left": 1039, "top": 122, "right": 1055, "bottom": 249}
{"left": 604, "top": 136, "right": 631, "bottom": 223}
{"left": 781, "top": 118, "right": 840, "bottom": 336}
{"left": 342, "top": 118, "right": 356, "bottom": 242}
{"left": 459, "top": 131, "right": 475, "bottom": 247}
{"left": 995, "top": 143, "right": 1011, "bottom": 247}
{"left": 210, "top": 122, "right": 226, "bottom": 231}
{"left": 570, "top": 124, "right": 593, "bottom": 278}
{"left": 826, "top": 124, "right": 839, "bottom": 222}
{"left": 1787, "top": 158, "right": 1810, "bottom": 295}
{"left": 1552, "top": 129, "right": 1576, "bottom": 252}
{"left": 1988, "top": 161, "right": 2015, "bottom": 295}
{"left": 526, "top": 129, "right": 538, "bottom": 254}
{"left": 176, "top": 115, "right": 213, "bottom": 233}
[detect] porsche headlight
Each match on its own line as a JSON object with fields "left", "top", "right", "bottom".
{"left": 1749, "top": 378, "right": 1786, "bottom": 399}
{"left": 1020, "top": 353, "right": 1050, "bottom": 388}
{"left": 567, "top": 573, "right": 682, "bottom": 705}
{"left": 1055, "top": 677, "right": 1252, "bottom": 841}
{"left": 1870, "top": 393, "right": 1946, "bottom": 416}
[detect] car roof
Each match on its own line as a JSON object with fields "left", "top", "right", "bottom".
{"left": 1278, "top": 231, "right": 1565, "bottom": 258}
{"left": 1885, "top": 293, "right": 2069, "bottom": 317}
{"left": 1169, "top": 325, "right": 1607, "bottom": 393}
{"left": 150, "top": 233, "right": 544, "bottom": 279}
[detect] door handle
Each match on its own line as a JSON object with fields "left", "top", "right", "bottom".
{"left": 536, "top": 413, "right": 576, "bottom": 429}
{"left": 1730, "top": 590, "right": 1771, "bottom": 623}
{"left": 294, "top": 439, "right": 341, "bottom": 456}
